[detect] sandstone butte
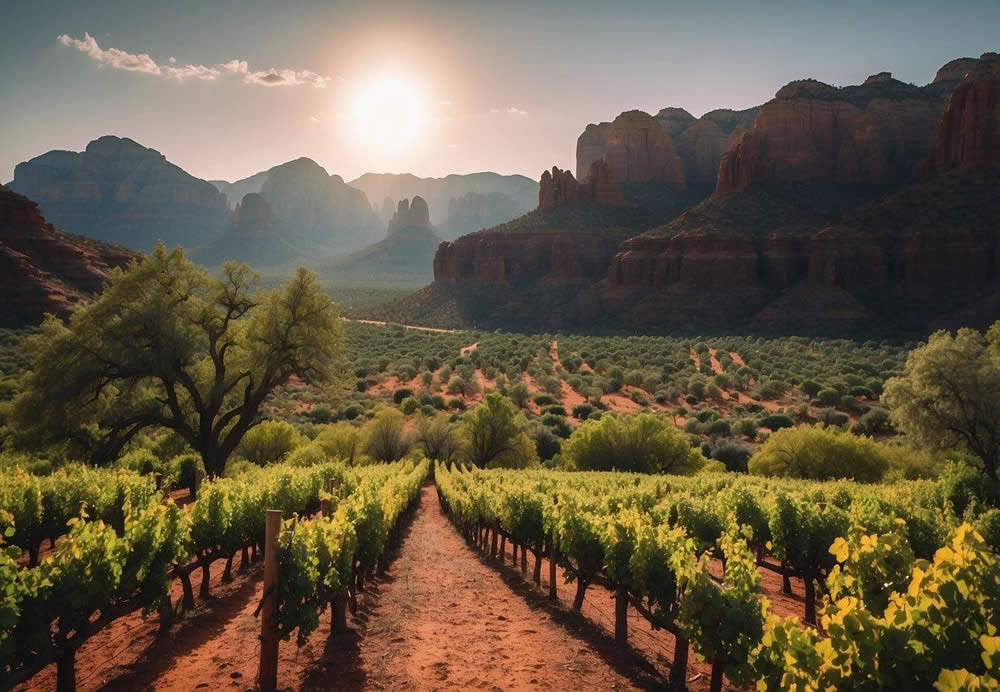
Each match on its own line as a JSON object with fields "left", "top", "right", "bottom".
{"left": 0, "top": 185, "right": 139, "bottom": 324}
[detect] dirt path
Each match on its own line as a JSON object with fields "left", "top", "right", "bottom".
{"left": 353, "top": 484, "right": 647, "bottom": 690}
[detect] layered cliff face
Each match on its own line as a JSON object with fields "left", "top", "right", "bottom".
{"left": 576, "top": 110, "right": 686, "bottom": 187}
{"left": 714, "top": 65, "right": 976, "bottom": 194}
{"left": 10, "top": 136, "right": 229, "bottom": 251}
{"left": 0, "top": 186, "right": 140, "bottom": 324}
{"left": 924, "top": 53, "right": 1000, "bottom": 173}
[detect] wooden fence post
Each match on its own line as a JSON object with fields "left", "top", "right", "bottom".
{"left": 258, "top": 510, "right": 281, "bottom": 692}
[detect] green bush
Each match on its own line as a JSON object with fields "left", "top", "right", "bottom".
{"left": 534, "top": 394, "right": 555, "bottom": 406}
{"left": 562, "top": 412, "right": 704, "bottom": 474}
{"left": 571, "top": 403, "right": 594, "bottom": 420}
{"left": 234, "top": 420, "right": 303, "bottom": 465}
{"left": 707, "top": 419, "right": 731, "bottom": 436}
{"left": 748, "top": 425, "right": 890, "bottom": 482}
{"left": 759, "top": 413, "right": 794, "bottom": 431}
{"left": 393, "top": 388, "right": 414, "bottom": 404}
{"left": 400, "top": 396, "right": 419, "bottom": 415}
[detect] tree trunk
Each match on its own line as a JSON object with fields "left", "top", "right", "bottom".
{"left": 615, "top": 584, "right": 628, "bottom": 645}
{"left": 222, "top": 554, "right": 234, "bottom": 583}
{"left": 28, "top": 545, "right": 39, "bottom": 568}
{"left": 710, "top": 656, "right": 724, "bottom": 692}
{"left": 490, "top": 528, "right": 498, "bottom": 558}
{"left": 533, "top": 545, "right": 542, "bottom": 585}
{"left": 333, "top": 593, "right": 348, "bottom": 635}
{"left": 521, "top": 545, "right": 528, "bottom": 575}
{"left": 56, "top": 648, "right": 76, "bottom": 692}
{"left": 804, "top": 575, "right": 817, "bottom": 625}
{"left": 240, "top": 544, "right": 250, "bottom": 573}
{"left": 782, "top": 571, "right": 792, "bottom": 595}
{"left": 180, "top": 569, "right": 195, "bottom": 611}
{"left": 573, "top": 578, "right": 588, "bottom": 611}
{"left": 549, "top": 547, "right": 558, "bottom": 600}
{"left": 670, "top": 636, "right": 689, "bottom": 689}
{"left": 158, "top": 594, "right": 174, "bottom": 635}
{"left": 199, "top": 561, "right": 211, "bottom": 599}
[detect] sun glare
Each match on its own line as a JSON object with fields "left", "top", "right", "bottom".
{"left": 350, "top": 73, "right": 432, "bottom": 155}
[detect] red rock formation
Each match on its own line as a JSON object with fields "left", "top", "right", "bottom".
{"left": 538, "top": 167, "right": 578, "bottom": 209}
{"left": 433, "top": 228, "right": 628, "bottom": 286}
{"left": 924, "top": 53, "right": 1000, "bottom": 173}
{"left": 576, "top": 111, "right": 685, "bottom": 186}
{"left": 580, "top": 160, "right": 626, "bottom": 206}
{"left": 0, "top": 186, "right": 140, "bottom": 323}
{"left": 715, "top": 72, "right": 957, "bottom": 193}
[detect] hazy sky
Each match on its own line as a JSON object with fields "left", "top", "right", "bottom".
{"left": 2, "top": 0, "right": 998, "bottom": 184}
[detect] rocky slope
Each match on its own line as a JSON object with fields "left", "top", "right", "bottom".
{"left": 193, "top": 193, "right": 299, "bottom": 268}
{"left": 0, "top": 185, "right": 140, "bottom": 324}
{"left": 9, "top": 136, "right": 229, "bottom": 251}
{"left": 441, "top": 191, "right": 525, "bottom": 240}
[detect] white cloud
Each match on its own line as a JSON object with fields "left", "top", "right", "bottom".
{"left": 165, "top": 63, "right": 221, "bottom": 81}
{"left": 58, "top": 33, "right": 331, "bottom": 88}
{"left": 219, "top": 59, "right": 330, "bottom": 88}
{"left": 58, "top": 32, "right": 160, "bottom": 74}
{"left": 506, "top": 107, "right": 528, "bottom": 116}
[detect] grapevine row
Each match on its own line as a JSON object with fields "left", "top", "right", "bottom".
{"left": 435, "top": 465, "right": 999, "bottom": 691}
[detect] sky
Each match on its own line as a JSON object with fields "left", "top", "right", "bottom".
{"left": 2, "top": 0, "right": 998, "bottom": 184}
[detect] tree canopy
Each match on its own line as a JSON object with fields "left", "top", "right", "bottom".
{"left": 883, "top": 325, "right": 1000, "bottom": 481}
{"left": 12, "top": 245, "right": 343, "bottom": 477}
{"left": 461, "top": 392, "right": 538, "bottom": 468}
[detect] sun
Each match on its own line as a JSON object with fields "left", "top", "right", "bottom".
{"left": 350, "top": 73, "right": 432, "bottom": 156}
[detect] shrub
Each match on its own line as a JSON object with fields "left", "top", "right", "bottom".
{"left": 571, "top": 403, "right": 594, "bottom": 420}
{"left": 534, "top": 394, "right": 555, "bottom": 406}
{"left": 562, "top": 412, "right": 705, "bottom": 474}
{"left": 707, "top": 419, "right": 731, "bottom": 436}
{"left": 235, "top": 420, "right": 303, "bottom": 465}
{"left": 449, "top": 398, "right": 466, "bottom": 411}
{"left": 858, "top": 407, "right": 892, "bottom": 434}
{"left": 800, "top": 380, "right": 823, "bottom": 398}
{"left": 400, "top": 396, "right": 419, "bottom": 415}
{"left": 748, "top": 425, "right": 890, "bottom": 482}
{"left": 706, "top": 438, "right": 753, "bottom": 473}
{"left": 531, "top": 424, "right": 562, "bottom": 461}
{"left": 818, "top": 408, "right": 850, "bottom": 427}
{"left": 737, "top": 418, "right": 759, "bottom": 441}
{"left": 542, "top": 404, "right": 567, "bottom": 416}
{"left": 392, "top": 388, "right": 413, "bottom": 404}
{"left": 308, "top": 406, "right": 334, "bottom": 424}
{"left": 759, "top": 413, "right": 794, "bottom": 431}
{"left": 815, "top": 388, "right": 841, "bottom": 406}
{"left": 542, "top": 414, "right": 573, "bottom": 439}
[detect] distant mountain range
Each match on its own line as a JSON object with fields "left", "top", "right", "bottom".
{"left": 7, "top": 139, "right": 536, "bottom": 271}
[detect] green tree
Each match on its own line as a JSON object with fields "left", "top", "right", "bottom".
{"left": 363, "top": 407, "right": 412, "bottom": 462}
{"left": 461, "top": 392, "right": 538, "bottom": 468}
{"left": 883, "top": 326, "right": 1000, "bottom": 480}
{"left": 562, "top": 412, "right": 704, "bottom": 474}
{"left": 11, "top": 246, "right": 342, "bottom": 477}
{"left": 414, "top": 412, "right": 462, "bottom": 463}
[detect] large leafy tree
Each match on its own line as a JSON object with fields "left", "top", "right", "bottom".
{"left": 12, "top": 245, "right": 343, "bottom": 477}
{"left": 883, "top": 325, "right": 1000, "bottom": 481}
{"left": 562, "top": 411, "right": 704, "bottom": 474}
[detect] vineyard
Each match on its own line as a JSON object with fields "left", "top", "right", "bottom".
{"left": 1, "top": 458, "right": 429, "bottom": 691}
{"left": 436, "top": 464, "right": 1000, "bottom": 691}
